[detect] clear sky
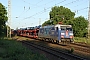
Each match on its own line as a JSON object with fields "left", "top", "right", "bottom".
{"left": 0, "top": 0, "right": 89, "bottom": 29}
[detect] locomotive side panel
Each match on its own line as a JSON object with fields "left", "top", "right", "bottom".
{"left": 38, "top": 26, "right": 58, "bottom": 41}
{"left": 38, "top": 24, "right": 74, "bottom": 43}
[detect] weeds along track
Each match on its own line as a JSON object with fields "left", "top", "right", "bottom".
{"left": 21, "top": 41, "right": 86, "bottom": 60}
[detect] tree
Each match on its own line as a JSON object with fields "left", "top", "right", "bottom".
{"left": 0, "top": 3, "right": 8, "bottom": 37}
{"left": 42, "top": 6, "right": 88, "bottom": 37}
{"left": 42, "top": 6, "right": 75, "bottom": 25}
{"left": 66, "top": 16, "right": 88, "bottom": 37}
{"left": 42, "top": 20, "right": 52, "bottom": 26}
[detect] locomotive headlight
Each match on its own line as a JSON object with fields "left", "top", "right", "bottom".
{"left": 61, "top": 33, "right": 65, "bottom": 35}
{"left": 69, "top": 33, "right": 73, "bottom": 35}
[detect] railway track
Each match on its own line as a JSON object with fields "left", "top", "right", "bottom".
{"left": 71, "top": 43, "right": 90, "bottom": 48}
{"left": 15, "top": 36, "right": 90, "bottom": 54}
{"left": 38, "top": 39, "right": 90, "bottom": 54}
{"left": 67, "top": 43, "right": 90, "bottom": 54}
{"left": 37, "top": 38, "right": 90, "bottom": 54}
{"left": 21, "top": 40, "right": 86, "bottom": 60}
{"left": 67, "top": 45, "right": 90, "bottom": 54}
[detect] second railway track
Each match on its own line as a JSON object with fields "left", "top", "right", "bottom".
{"left": 67, "top": 43, "right": 90, "bottom": 54}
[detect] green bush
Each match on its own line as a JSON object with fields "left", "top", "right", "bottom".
{"left": 68, "top": 47, "right": 74, "bottom": 53}
{"left": 74, "top": 37, "right": 90, "bottom": 44}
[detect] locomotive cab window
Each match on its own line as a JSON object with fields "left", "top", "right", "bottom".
{"left": 61, "top": 27, "right": 66, "bottom": 30}
{"left": 56, "top": 27, "right": 58, "bottom": 31}
{"left": 66, "top": 27, "right": 72, "bottom": 31}
{"left": 40, "top": 28, "right": 44, "bottom": 33}
{"left": 51, "top": 27, "right": 55, "bottom": 30}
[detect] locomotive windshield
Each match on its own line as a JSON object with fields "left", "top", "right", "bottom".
{"left": 61, "top": 26, "right": 72, "bottom": 31}
{"left": 66, "top": 28, "right": 72, "bottom": 31}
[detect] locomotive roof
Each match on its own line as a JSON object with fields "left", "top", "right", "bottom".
{"left": 41, "top": 24, "right": 72, "bottom": 28}
{"left": 55, "top": 24, "right": 72, "bottom": 27}
{"left": 41, "top": 25, "right": 54, "bottom": 28}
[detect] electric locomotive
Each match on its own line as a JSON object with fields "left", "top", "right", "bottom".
{"left": 38, "top": 24, "right": 74, "bottom": 43}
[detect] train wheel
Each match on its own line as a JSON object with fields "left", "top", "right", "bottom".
{"left": 42, "top": 38, "right": 45, "bottom": 41}
{"left": 62, "top": 40, "right": 66, "bottom": 44}
{"left": 44, "top": 38, "right": 46, "bottom": 41}
{"left": 56, "top": 40, "right": 59, "bottom": 44}
{"left": 52, "top": 40, "right": 54, "bottom": 44}
{"left": 70, "top": 39, "right": 74, "bottom": 43}
{"left": 66, "top": 40, "right": 70, "bottom": 44}
{"left": 48, "top": 39, "right": 52, "bottom": 43}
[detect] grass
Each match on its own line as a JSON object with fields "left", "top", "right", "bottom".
{"left": 0, "top": 38, "right": 48, "bottom": 60}
{"left": 74, "top": 37, "right": 90, "bottom": 44}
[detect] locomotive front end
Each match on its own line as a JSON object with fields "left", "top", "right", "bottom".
{"left": 60, "top": 25, "right": 74, "bottom": 43}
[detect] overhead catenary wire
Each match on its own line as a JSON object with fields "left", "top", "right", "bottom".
{"left": 18, "top": 0, "right": 88, "bottom": 19}
{"left": 34, "top": 0, "right": 55, "bottom": 8}
{"left": 21, "top": 0, "right": 44, "bottom": 9}
{"left": 64, "top": 0, "right": 82, "bottom": 6}
{"left": 35, "top": 0, "right": 44, "bottom": 5}
{"left": 39, "top": 0, "right": 88, "bottom": 17}
{"left": 18, "top": 0, "right": 55, "bottom": 18}
{"left": 15, "top": 0, "right": 88, "bottom": 28}
{"left": 23, "top": 0, "right": 67, "bottom": 20}
{"left": 19, "top": 0, "right": 70, "bottom": 19}
{"left": 71, "top": 0, "right": 88, "bottom": 18}
{"left": 23, "top": 0, "right": 87, "bottom": 20}
{"left": 21, "top": 0, "right": 36, "bottom": 6}
{"left": 22, "top": 0, "right": 56, "bottom": 13}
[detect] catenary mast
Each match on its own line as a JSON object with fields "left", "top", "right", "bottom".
{"left": 88, "top": 0, "right": 90, "bottom": 38}
{"left": 7, "top": 0, "right": 11, "bottom": 38}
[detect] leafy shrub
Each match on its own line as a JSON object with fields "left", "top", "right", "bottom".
{"left": 68, "top": 47, "right": 74, "bottom": 53}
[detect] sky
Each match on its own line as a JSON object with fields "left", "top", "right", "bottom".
{"left": 0, "top": 0, "right": 89, "bottom": 29}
